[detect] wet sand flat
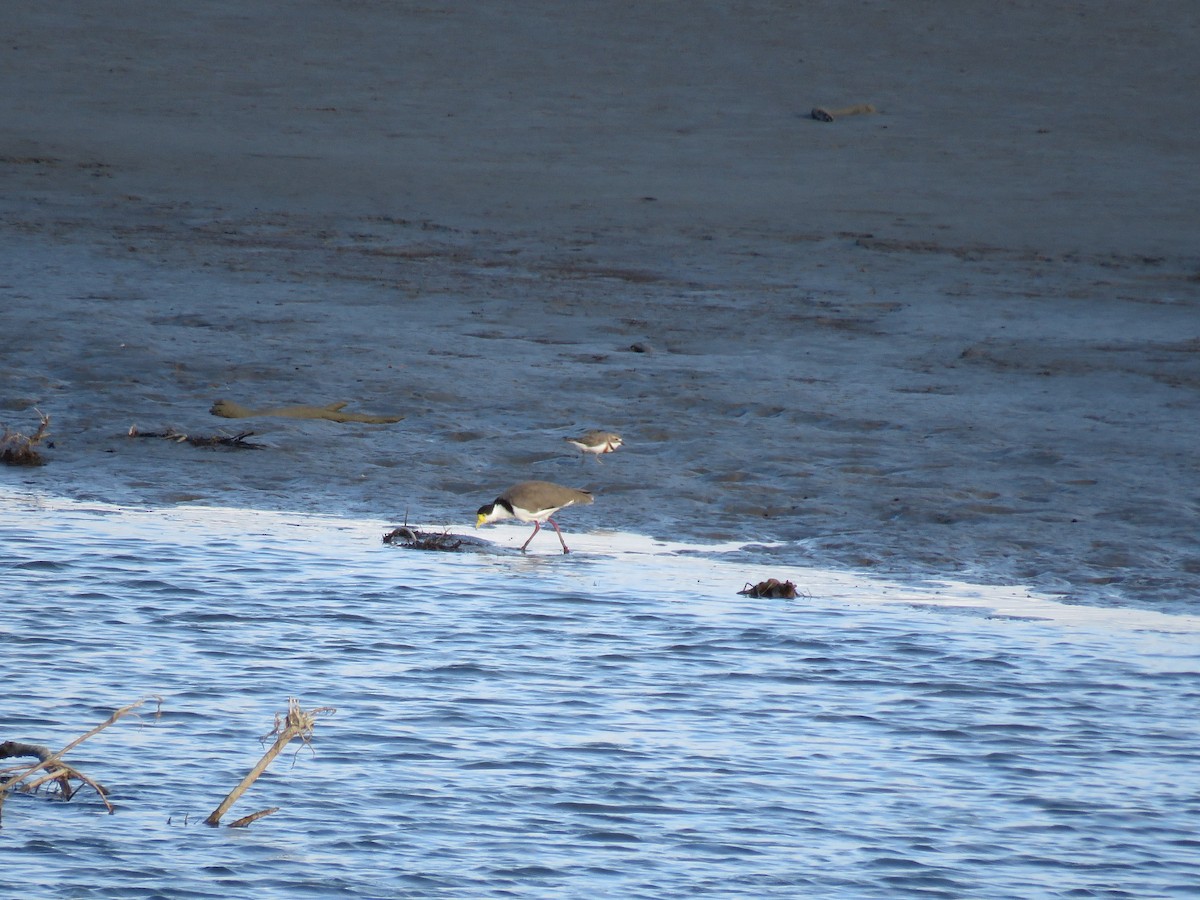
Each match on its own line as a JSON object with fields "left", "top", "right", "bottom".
{"left": 2, "top": 2, "right": 1198, "bottom": 606}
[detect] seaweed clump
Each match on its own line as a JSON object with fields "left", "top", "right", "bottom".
{"left": 1, "top": 410, "right": 51, "bottom": 466}
{"left": 738, "top": 578, "right": 799, "bottom": 599}
{"left": 383, "top": 526, "right": 466, "bottom": 552}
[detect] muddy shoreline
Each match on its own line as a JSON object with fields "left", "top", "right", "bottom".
{"left": 3, "top": 2, "right": 1198, "bottom": 608}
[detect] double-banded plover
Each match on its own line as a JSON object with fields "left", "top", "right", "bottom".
{"left": 564, "top": 430, "right": 623, "bottom": 463}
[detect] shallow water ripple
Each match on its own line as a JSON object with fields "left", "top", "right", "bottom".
{"left": 2, "top": 496, "right": 1198, "bottom": 898}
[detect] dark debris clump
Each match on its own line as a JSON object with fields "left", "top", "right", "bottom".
{"left": 738, "top": 578, "right": 799, "bottom": 599}
{"left": 383, "top": 526, "right": 466, "bottom": 552}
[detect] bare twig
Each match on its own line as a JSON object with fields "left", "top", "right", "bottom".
{"left": 204, "top": 699, "right": 335, "bottom": 827}
{"left": 0, "top": 697, "right": 160, "bottom": 824}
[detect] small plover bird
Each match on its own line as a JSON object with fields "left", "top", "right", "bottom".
{"left": 475, "top": 480, "right": 594, "bottom": 554}
{"left": 563, "top": 430, "right": 623, "bottom": 463}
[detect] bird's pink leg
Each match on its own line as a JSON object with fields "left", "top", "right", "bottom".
{"left": 520, "top": 520, "right": 541, "bottom": 552}
{"left": 548, "top": 518, "right": 570, "bottom": 554}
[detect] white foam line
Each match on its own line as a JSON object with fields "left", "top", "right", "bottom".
{"left": 472, "top": 523, "right": 1199, "bottom": 634}
{"left": 6, "top": 489, "right": 1200, "bottom": 636}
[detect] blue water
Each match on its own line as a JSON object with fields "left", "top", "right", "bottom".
{"left": 2, "top": 491, "right": 1199, "bottom": 898}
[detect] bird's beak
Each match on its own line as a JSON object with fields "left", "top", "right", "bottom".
{"left": 475, "top": 513, "right": 486, "bottom": 528}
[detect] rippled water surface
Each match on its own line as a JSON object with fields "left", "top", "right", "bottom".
{"left": 2, "top": 491, "right": 1199, "bottom": 898}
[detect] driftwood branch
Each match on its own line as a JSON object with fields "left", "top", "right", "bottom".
{"left": 127, "top": 424, "right": 263, "bottom": 449}
{"left": 382, "top": 510, "right": 488, "bottom": 552}
{"left": 0, "top": 742, "right": 77, "bottom": 802}
{"left": 205, "top": 699, "right": 335, "bottom": 827}
{"left": 0, "top": 742, "right": 55, "bottom": 762}
{"left": 0, "top": 409, "right": 51, "bottom": 466}
{"left": 0, "top": 697, "right": 160, "bottom": 824}
{"left": 383, "top": 526, "right": 469, "bottom": 551}
{"left": 228, "top": 807, "right": 281, "bottom": 828}
{"left": 210, "top": 399, "right": 403, "bottom": 424}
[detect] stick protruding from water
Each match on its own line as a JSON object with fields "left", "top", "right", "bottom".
{"left": 204, "top": 698, "right": 334, "bottom": 827}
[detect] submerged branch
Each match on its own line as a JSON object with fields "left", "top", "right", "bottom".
{"left": 127, "top": 424, "right": 263, "bottom": 449}
{"left": 0, "top": 697, "right": 160, "bottom": 824}
{"left": 383, "top": 525, "right": 469, "bottom": 551}
{"left": 228, "top": 807, "right": 281, "bottom": 828}
{"left": 204, "top": 699, "right": 335, "bottom": 827}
